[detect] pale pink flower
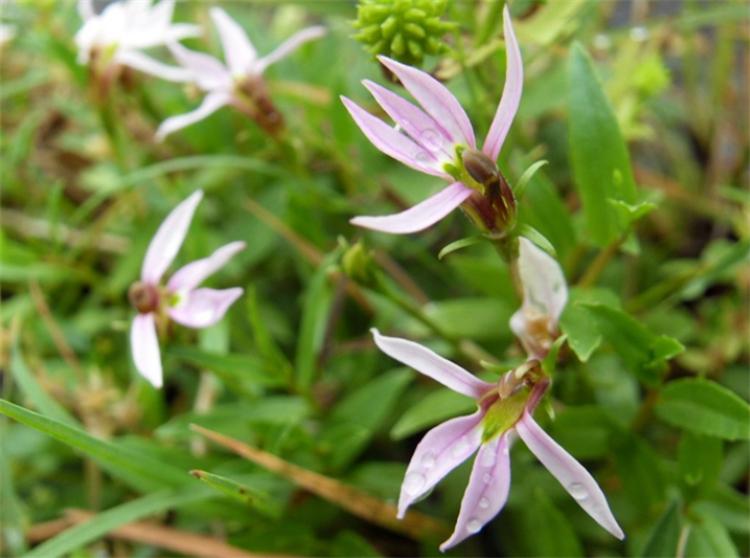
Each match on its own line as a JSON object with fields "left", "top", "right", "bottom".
{"left": 155, "top": 7, "right": 325, "bottom": 140}
{"left": 75, "top": 0, "right": 199, "bottom": 81}
{"left": 371, "top": 329, "right": 623, "bottom": 551}
{"left": 510, "top": 238, "right": 568, "bottom": 360}
{"left": 341, "top": 6, "right": 522, "bottom": 234}
{"left": 129, "top": 191, "right": 244, "bottom": 387}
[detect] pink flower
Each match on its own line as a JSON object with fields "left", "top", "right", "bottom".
{"left": 510, "top": 238, "right": 569, "bottom": 359}
{"left": 129, "top": 191, "right": 244, "bottom": 387}
{"left": 371, "top": 329, "right": 623, "bottom": 551}
{"left": 75, "top": 0, "right": 199, "bottom": 81}
{"left": 155, "top": 7, "right": 325, "bottom": 140}
{"left": 341, "top": 6, "right": 522, "bottom": 234}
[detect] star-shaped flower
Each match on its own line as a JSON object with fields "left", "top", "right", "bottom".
{"left": 129, "top": 190, "right": 244, "bottom": 387}
{"left": 371, "top": 329, "right": 624, "bottom": 551}
{"left": 75, "top": 0, "right": 199, "bottom": 82}
{"left": 156, "top": 7, "right": 325, "bottom": 140}
{"left": 341, "top": 6, "right": 522, "bottom": 234}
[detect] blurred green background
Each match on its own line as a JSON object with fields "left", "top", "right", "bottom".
{"left": 0, "top": 1, "right": 748, "bottom": 557}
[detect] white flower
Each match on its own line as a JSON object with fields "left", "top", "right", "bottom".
{"left": 75, "top": 0, "right": 199, "bottom": 81}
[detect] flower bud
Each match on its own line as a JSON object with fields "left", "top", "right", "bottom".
{"left": 353, "top": 0, "right": 456, "bottom": 66}
{"left": 128, "top": 282, "right": 160, "bottom": 314}
{"left": 341, "top": 240, "right": 376, "bottom": 285}
{"left": 460, "top": 149, "right": 517, "bottom": 235}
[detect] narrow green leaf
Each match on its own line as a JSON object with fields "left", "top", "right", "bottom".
{"left": 686, "top": 513, "right": 739, "bottom": 558}
{"left": 558, "top": 287, "right": 619, "bottom": 362}
{"left": 10, "top": 341, "right": 77, "bottom": 426}
{"left": 190, "top": 470, "right": 281, "bottom": 517}
{"left": 568, "top": 42, "right": 638, "bottom": 246}
{"left": 641, "top": 498, "right": 682, "bottom": 557}
{"left": 678, "top": 433, "right": 722, "bottom": 495}
{"left": 0, "top": 399, "right": 189, "bottom": 490}
{"left": 655, "top": 379, "right": 750, "bottom": 440}
{"left": 513, "top": 159, "right": 548, "bottom": 199}
{"left": 26, "top": 489, "right": 210, "bottom": 558}
{"left": 437, "top": 236, "right": 484, "bottom": 260}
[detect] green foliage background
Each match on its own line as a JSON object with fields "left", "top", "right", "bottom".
{"left": 1, "top": 1, "right": 748, "bottom": 557}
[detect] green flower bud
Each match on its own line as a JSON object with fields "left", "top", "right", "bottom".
{"left": 341, "top": 240, "right": 376, "bottom": 285}
{"left": 353, "top": 0, "right": 457, "bottom": 66}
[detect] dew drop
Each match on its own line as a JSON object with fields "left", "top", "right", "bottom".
{"left": 404, "top": 472, "right": 426, "bottom": 496}
{"left": 478, "top": 497, "right": 490, "bottom": 509}
{"left": 421, "top": 452, "right": 436, "bottom": 469}
{"left": 482, "top": 473, "right": 492, "bottom": 484}
{"left": 452, "top": 436, "right": 469, "bottom": 457}
{"left": 467, "top": 518, "right": 482, "bottom": 533}
{"left": 481, "top": 450, "right": 496, "bottom": 468}
{"left": 568, "top": 482, "right": 588, "bottom": 500}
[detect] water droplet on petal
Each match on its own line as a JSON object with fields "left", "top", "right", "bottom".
{"left": 403, "top": 472, "right": 426, "bottom": 496}
{"left": 467, "top": 518, "right": 482, "bottom": 533}
{"left": 479, "top": 497, "right": 490, "bottom": 509}
{"left": 482, "top": 473, "right": 492, "bottom": 484}
{"left": 481, "top": 449, "right": 496, "bottom": 467}
{"left": 568, "top": 482, "right": 588, "bottom": 500}
{"left": 421, "top": 452, "right": 436, "bottom": 469}
{"left": 452, "top": 436, "right": 469, "bottom": 457}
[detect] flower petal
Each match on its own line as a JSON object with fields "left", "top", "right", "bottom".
{"left": 515, "top": 412, "right": 625, "bottom": 540}
{"left": 351, "top": 182, "right": 472, "bottom": 234}
{"left": 77, "top": 0, "right": 95, "bottom": 20}
{"left": 341, "top": 96, "right": 446, "bottom": 177}
{"left": 210, "top": 7, "right": 257, "bottom": 76}
{"left": 168, "top": 42, "right": 232, "bottom": 91}
{"left": 168, "top": 241, "right": 246, "bottom": 292}
{"left": 371, "top": 329, "right": 493, "bottom": 398}
{"left": 516, "top": 237, "right": 568, "bottom": 324}
{"left": 398, "top": 411, "right": 484, "bottom": 518}
{"left": 363, "top": 80, "right": 454, "bottom": 161}
{"left": 378, "top": 56, "right": 476, "bottom": 148}
{"left": 155, "top": 92, "right": 230, "bottom": 141}
{"left": 482, "top": 5, "right": 523, "bottom": 161}
{"left": 130, "top": 313, "right": 163, "bottom": 388}
{"left": 255, "top": 25, "right": 326, "bottom": 74}
{"left": 168, "top": 287, "right": 243, "bottom": 329}
{"left": 117, "top": 49, "right": 194, "bottom": 82}
{"left": 440, "top": 434, "right": 512, "bottom": 551}
{"left": 141, "top": 190, "right": 203, "bottom": 284}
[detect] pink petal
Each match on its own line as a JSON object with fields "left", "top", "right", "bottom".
{"left": 167, "top": 287, "right": 243, "bottom": 329}
{"left": 516, "top": 237, "right": 568, "bottom": 324}
{"left": 150, "top": 0, "right": 175, "bottom": 29}
{"left": 363, "top": 80, "right": 454, "bottom": 161}
{"left": 515, "top": 412, "right": 625, "bottom": 540}
{"left": 209, "top": 7, "right": 257, "bottom": 76}
{"left": 155, "top": 92, "right": 230, "bottom": 141}
{"left": 350, "top": 182, "right": 472, "bottom": 234}
{"left": 371, "top": 329, "right": 493, "bottom": 398}
{"left": 398, "top": 411, "right": 484, "bottom": 518}
{"left": 168, "top": 42, "right": 232, "bottom": 91}
{"left": 141, "top": 190, "right": 203, "bottom": 284}
{"left": 130, "top": 313, "right": 163, "bottom": 388}
{"left": 482, "top": 5, "right": 523, "bottom": 161}
{"left": 168, "top": 241, "right": 246, "bottom": 292}
{"left": 116, "top": 49, "right": 193, "bottom": 83}
{"left": 255, "top": 25, "right": 326, "bottom": 74}
{"left": 341, "top": 96, "right": 446, "bottom": 177}
{"left": 378, "top": 56, "right": 476, "bottom": 148}
{"left": 440, "top": 434, "right": 512, "bottom": 551}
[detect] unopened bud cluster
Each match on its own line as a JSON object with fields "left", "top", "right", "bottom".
{"left": 353, "top": 0, "right": 456, "bottom": 66}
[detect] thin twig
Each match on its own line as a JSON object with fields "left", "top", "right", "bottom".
{"left": 191, "top": 424, "right": 450, "bottom": 542}
{"left": 576, "top": 239, "right": 623, "bottom": 288}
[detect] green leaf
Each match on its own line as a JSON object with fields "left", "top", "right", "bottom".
{"left": 568, "top": 43, "right": 638, "bottom": 246}
{"left": 641, "top": 498, "right": 682, "bottom": 557}
{"left": 189, "top": 470, "right": 281, "bottom": 518}
{"left": 583, "top": 303, "right": 684, "bottom": 385}
{"left": 9, "top": 341, "right": 78, "bottom": 426}
{"left": 608, "top": 198, "right": 657, "bottom": 227}
{"left": 0, "top": 399, "right": 189, "bottom": 490}
{"left": 550, "top": 406, "right": 613, "bottom": 460}
{"left": 678, "top": 433, "right": 722, "bottom": 495}
{"left": 513, "top": 159, "right": 548, "bottom": 199}
{"left": 391, "top": 388, "right": 475, "bottom": 440}
{"left": 26, "top": 489, "right": 211, "bottom": 558}
{"left": 425, "top": 298, "right": 513, "bottom": 341}
{"left": 321, "top": 369, "right": 412, "bottom": 469}
{"left": 559, "top": 287, "right": 619, "bottom": 362}
{"left": 169, "top": 347, "right": 287, "bottom": 394}
{"left": 686, "top": 513, "right": 739, "bottom": 558}
{"left": 295, "top": 251, "right": 339, "bottom": 390}
{"left": 438, "top": 236, "right": 484, "bottom": 260}
{"left": 511, "top": 490, "right": 584, "bottom": 557}
{"left": 655, "top": 379, "right": 750, "bottom": 440}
